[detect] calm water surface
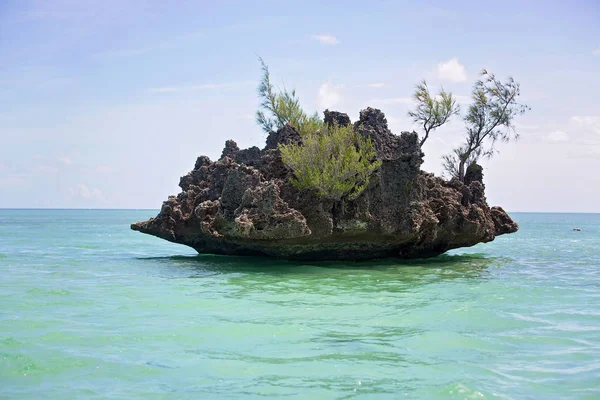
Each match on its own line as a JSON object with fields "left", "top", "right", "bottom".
{"left": 1, "top": 210, "right": 599, "bottom": 399}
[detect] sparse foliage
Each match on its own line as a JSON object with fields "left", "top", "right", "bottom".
{"left": 408, "top": 80, "right": 460, "bottom": 147}
{"left": 442, "top": 146, "right": 481, "bottom": 181}
{"left": 443, "top": 70, "right": 530, "bottom": 181}
{"left": 256, "top": 57, "right": 323, "bottom": 136}
{"left": 279, "top": 123, "right": 382, "bottom": 201}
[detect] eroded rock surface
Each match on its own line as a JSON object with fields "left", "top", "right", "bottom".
{"left": 132, "top": 108, "right": 518, "bottom": 260}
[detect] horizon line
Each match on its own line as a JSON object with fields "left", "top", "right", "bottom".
{"left": 0, "top": 208, "right": 599, "bottom": 214}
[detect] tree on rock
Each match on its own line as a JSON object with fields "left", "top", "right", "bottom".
{"left": 408, "top": 80, "right": 460, "bottom": 147}
{"left": 255, "top": 57, "right": 323, "bottom": 137}
{"left": 443, "top": 70, "right": 530, "bottom": 181}
{"left": 279, "top": 122, "right": 382, "bottom": 201}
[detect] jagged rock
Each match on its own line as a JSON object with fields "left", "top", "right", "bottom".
{"left": 464, "top": 163, "right": 484, "bottom": 185}
{"left": 264, "top": 123, "right": 302, "bottom": 150}
{"left": 236, "top": 146, "right": 261, "bottom": 166}
{"left": 131, "top": 108, "right": 518, "bottom": 261}
{"left": 490, "top": 206, "right": 519, "bottom": 235}
{"left": 231, "top": 182, "right": 311, "bottom": 240}
{"left": 220, "top": 140, "right": 239, "bottom": 160}
{"left": 324, "top": 110, "right": 351, "bottom": 127}
{"left": 355, "top": 107, "right": 421, "bottom": 162}
{"left": 194, "top": 155, "right": 211, "bottom": 170}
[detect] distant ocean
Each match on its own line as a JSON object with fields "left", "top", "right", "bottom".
{"left": 1, "top": 209, "right": 598, "bottom": 399}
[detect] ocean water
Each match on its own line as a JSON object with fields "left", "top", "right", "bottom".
{"left": 0, "top": 210, "right": 598, "bottom": 399}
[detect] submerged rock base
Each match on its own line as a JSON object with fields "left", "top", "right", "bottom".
{"left": 132, "top": 108, "right": 518, "bottom": 261}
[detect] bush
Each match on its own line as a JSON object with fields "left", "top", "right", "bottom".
{"left": 279, "top": 123, "right": 382, "bottom": 201}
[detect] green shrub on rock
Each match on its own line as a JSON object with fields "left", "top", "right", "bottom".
{"left": 279, "top": 123, "right": 382, "bottom": 201}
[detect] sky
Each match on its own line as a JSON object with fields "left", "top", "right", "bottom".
{"left": 1, "top": 0, "right": 599, "bottom": 212}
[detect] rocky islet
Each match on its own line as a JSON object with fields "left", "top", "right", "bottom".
{"left": 131, "top": 108, "right": 518, "bottom": 260}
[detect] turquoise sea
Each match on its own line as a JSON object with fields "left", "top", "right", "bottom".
{"left": 0, "top": 210, "right": 598, "bottom": 399}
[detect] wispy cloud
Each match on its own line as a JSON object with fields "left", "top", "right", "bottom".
{"left": 69, "top": 184, "right": 106, "bottom": 202}
{"left": 366, "top": 83, "right": 385, "bottom": 88}
{"left": 317, "top": 81, "right": 343, "bottom": 109}
{"left": 147, "top": 81, "right": 253, "bottom": 94}
{"left": 58, "top": 156, "right": 72, "bottom": 165}
{"left": 593, "top": 49, "right": 600, "bottom": 56}
{"left": 436, "top": 58, "right": 467, "bottom": 83}
{"left": 311, "top": 34, "right": 339, "bottom": 45}
{"left": 571, "top": 116, "right": 600, "bottom": 135}
{"left": 547, "top": 130, "right": 569, "bottom": 142}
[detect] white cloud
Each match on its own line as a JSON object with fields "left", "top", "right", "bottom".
{"left": 570, "top": 116, "right": 600, "bottom": 135}
{"left": 147, "top": 81, "right": 253, "bottom": 93}
{"left": 311, "top": 34, "right": 339, "bottom": 45}
{"left": 593, "top": 49, "right": 600, "bottom": 56}
{"left": 436, "top": 58, "right": 467, "bottom": 83}
{"left": 317, "top": 81, "right": 342, "bottom": 109}
{"left": 58, "top": 156, "right": 72, "bottom": 165}
{"left": 547, "top": 130, "right": 569, "bottom": 142}
{"left": 366, "top": 83, "right": 385, "bottom": 88}
{"left": 69, "top": 184, "right": 106, "bottom": 202}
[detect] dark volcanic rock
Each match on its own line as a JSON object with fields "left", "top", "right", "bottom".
{"left": 490, "top": 206, "right": 519, "bottom": 235}
{"left": 324, "top": 109, "right": 351, "bottom": 127}
{"left": 131, "top": 108, "right": 518, "bottom": 261}
{"left": 220, "top": 139, "right": 239, "bottom": 160}
{"left": 264, "top": 123, "right": 302, "bottom": 150}
{"left": 464, "top": 163, "right": 484, "bottom": 185}
{"left": 354, "top": 107, "right": 423, "bottom": 162}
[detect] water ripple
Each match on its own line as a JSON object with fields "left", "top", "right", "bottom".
{"left": 0, "top": 210, "right": 599, "bottom": 399}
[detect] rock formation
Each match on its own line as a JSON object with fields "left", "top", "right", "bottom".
{"left": 131, "top": 108, "right": 518, "bottom": 260}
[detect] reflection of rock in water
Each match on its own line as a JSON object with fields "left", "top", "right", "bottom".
{"left": 132, "top": 108, "right": 518, "bottom": 261}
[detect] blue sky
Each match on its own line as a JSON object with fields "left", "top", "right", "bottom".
{"left": 1, "top": 0, "right": 599, "bottom": 211}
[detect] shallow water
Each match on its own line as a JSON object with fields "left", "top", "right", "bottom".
{"left": 1, "top": 210, "right": 599, "bottom": 399}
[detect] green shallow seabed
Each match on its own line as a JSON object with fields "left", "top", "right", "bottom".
{"left": 0, "top": 210, "right": 599, "bottom": 399}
